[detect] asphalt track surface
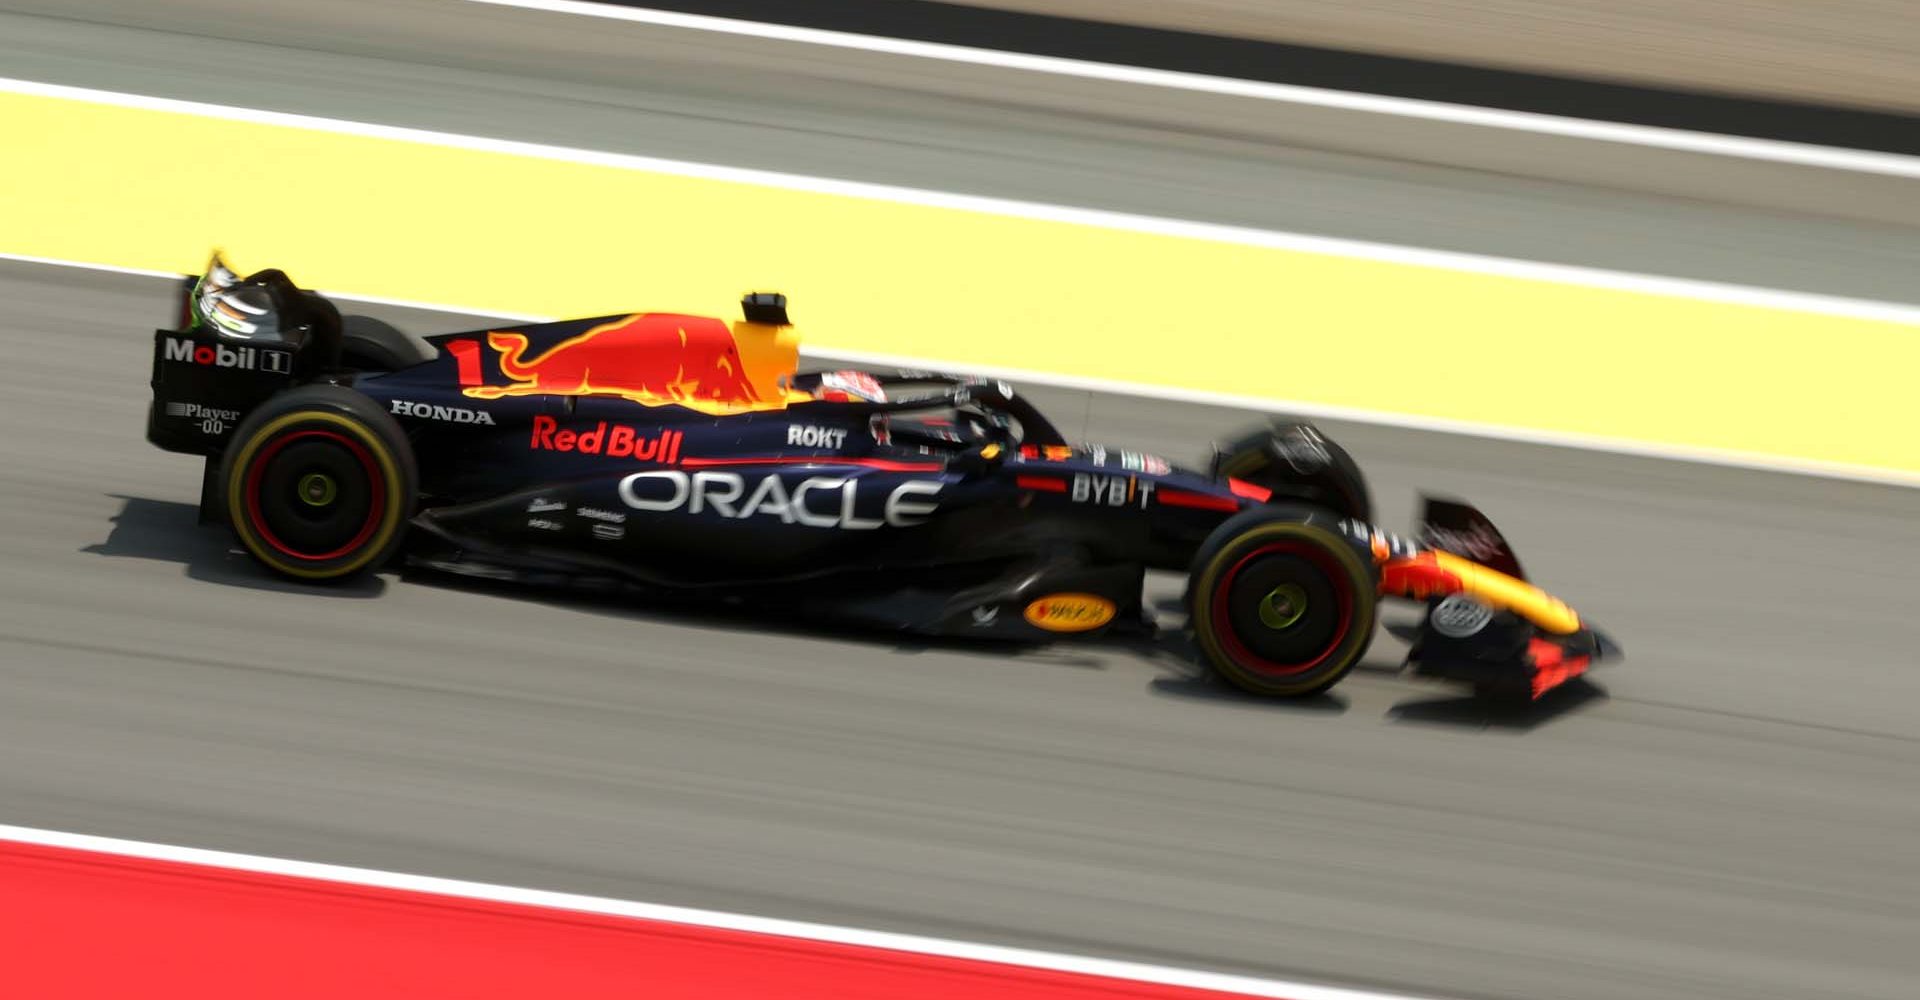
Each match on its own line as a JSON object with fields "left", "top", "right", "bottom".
{"left": 7, "top": 261, "right": 1920, "bottom": 1000}
{"left": 1, "top": 5, "right": 1918, "bottom": 1000}
{"left": 940, "top": 0, "right": 1920, "bottom": 118}
{"left": 623, "top": 0, "right": 1920, "bottom": 150}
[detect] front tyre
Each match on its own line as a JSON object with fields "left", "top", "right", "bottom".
{"left": 1212, "top": 420, "right": 1372, "bottom": 523}
{"left": 221, "top": 384, "right": 416, "bottom": 582}
{"left": 1188, "top": 505, "right": 1378, "bottom": 697}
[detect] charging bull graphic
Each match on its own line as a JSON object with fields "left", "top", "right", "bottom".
{"left": 463, "top": 313, "right": 789, "bottom": 414}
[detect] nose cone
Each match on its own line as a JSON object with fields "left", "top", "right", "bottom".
{"left": 1589, "top": 627, "right": 1624, "bottom": 661}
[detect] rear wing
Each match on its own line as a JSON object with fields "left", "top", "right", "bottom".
{"left": 145, "top": 254, "right": 315, "bottom": 457}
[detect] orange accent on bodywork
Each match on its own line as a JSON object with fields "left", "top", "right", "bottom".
{"left": 1529, "top": 638, "right": 1590, "bottom": 699}
{"left": 1016, "top": 474, "right": 1068, "bottom": 493}
{"left": 1023, "top": 593, "right": 1118, "bottom": 633}
{"left": 444, "top": 338, "right": 481, "bottom": 387}
{"left": 681, "top": 456, "right": 942, "bottom": 472}
{"left": 1378, "top": 550, "right": 1582, "bottom": 635}
{"left": 462, "top": 313, "right": 810, "bottom": 415}
{"left": 728, "top": 319, "right": 805, "bottom": 406}
{"left": 1017, "top": 444, "right": 1076, "bottom": 462}
{"left": 1226, "top": 478, "right": 1272, "bottom": 502}
{"left": 1157, "top": 489, "right": 1240, "bottom": 512}
{"left": 1379, "top": 554, "right": 1461, "bottom": 604}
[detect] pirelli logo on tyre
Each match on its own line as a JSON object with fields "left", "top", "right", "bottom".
{"left": 1023, "top": 593, "right": 1117, "bottom": 633}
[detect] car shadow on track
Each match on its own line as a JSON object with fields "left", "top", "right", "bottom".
{"left": 82, "top": 495, "right": 387, "bottom": 598}
{"left": 392, "top": 561, "right": 1117, "bottom": 672}
{"left": 1147, "top": 673, "right": 1351, "bottom": 715}
{"left": 1133, "top": 628, "right": 1352, "bottom": 715}
{"left": 83, "top": 499, "right": 1600, "bottom": 728}
{"left": 1139, "top": 610, "right": 1602, "bottom": 729}
{"left": 1386, "top": 678, "right": 1609, "bottom": 732}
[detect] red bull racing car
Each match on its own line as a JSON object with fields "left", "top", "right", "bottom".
{"left": 145, "top": 254, "right": 1620, "bottom": 700}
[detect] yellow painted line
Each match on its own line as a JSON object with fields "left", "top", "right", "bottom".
{"left": 5, "top": 86, "right": 1918, "bottom": 474}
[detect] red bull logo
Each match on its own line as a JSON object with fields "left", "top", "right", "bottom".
{"left": 464, "top": 313, "right": 778, "bottom": 415}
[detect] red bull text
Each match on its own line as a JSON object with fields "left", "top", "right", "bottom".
{"left": 529, "top": 415, "right": 682, "bottom": 462}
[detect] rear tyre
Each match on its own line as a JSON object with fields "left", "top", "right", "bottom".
{"left": 1188, "top": 505, "right": 1378, "bottom": 697}
{"left": 221, "top": 385, "right": 417, "bottom": 582}
{"left": 339, "top": 315, "right": 438, "bottom": 373}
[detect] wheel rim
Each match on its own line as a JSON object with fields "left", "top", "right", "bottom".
{"left": 295, "top": 472, "right": 339, "bottom": 507}
{"left": 244, "top": 429, "right": 385, "bottom": 562}
{"left": 1210, "top": 540, "right": 1355, "bottom": 677}
{"left": 1256, "top": 583, "right": 1309, "bottom": 630}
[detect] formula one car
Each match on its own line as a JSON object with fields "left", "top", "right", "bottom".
{"left": 145, "top": 254, "right": 1619, "bottom": 700}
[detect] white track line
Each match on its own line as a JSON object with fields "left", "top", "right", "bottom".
{"left": 10, "top": 250, "right": 1919, "bottom": 490}
{"left": 5, "top": 76, "right": 1919, "bottom": 331}
{"left": 0, "top": 823, "right": 1437, "bottom": 1000}
{"left": 462, "top": 0, "right": 1920, "bottom": 179}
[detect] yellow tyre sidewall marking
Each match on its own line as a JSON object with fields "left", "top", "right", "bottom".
{"left": 226, "top": 410, "right": 407, "bottom": 580}
{"left": 1191, "top": 520, "right": 1376, "bottom": 694}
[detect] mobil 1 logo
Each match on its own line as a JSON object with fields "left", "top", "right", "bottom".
{"left": 162, "top": 336, "right": 292, "bottom": 374}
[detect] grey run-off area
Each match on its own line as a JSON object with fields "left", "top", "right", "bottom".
{"left": 955, "top": 0, "right": 1920, "bottom": 116}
